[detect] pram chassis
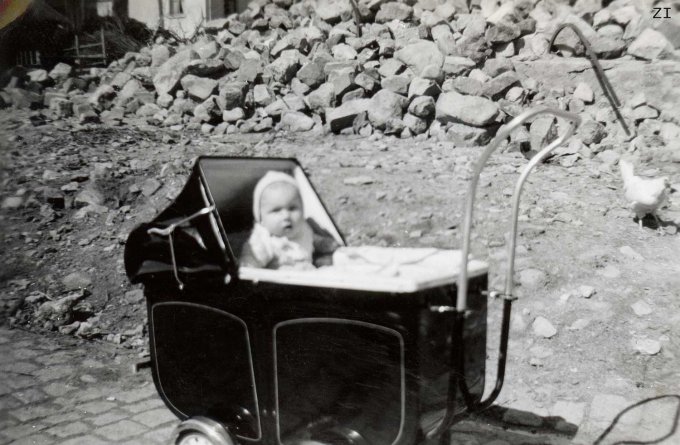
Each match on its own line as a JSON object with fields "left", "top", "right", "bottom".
{"left": 125, "top": 107, "right": 580, "bottom": 445}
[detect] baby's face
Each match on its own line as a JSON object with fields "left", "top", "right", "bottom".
{"left": 259, "top": 182, "right": 304, "bottom": 238}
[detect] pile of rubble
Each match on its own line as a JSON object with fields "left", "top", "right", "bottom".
{"left": 1, "top": 0, "right": 680, "bottom": 150}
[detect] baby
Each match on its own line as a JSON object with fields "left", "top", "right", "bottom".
{"left": 240, "top": 171, "right": 337, "bottom": 270}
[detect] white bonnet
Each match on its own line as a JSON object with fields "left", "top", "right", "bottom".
{"left": 252, "top": 171, "right": 300, "bottom": 222}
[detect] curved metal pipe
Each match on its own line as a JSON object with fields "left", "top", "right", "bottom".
{"left": 456, "top": 107, "right": 581, "bottom": 311}
{"left": 503, "top": 117, "right": 579, "bottom": 298}
{"left": 428, "top": 108, "right": 581, "bottom": 441}
{"left": 548, "top": 23, "right": 630, "bottom": 137}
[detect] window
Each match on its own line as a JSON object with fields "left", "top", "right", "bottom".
{"left": 169, "top": 0, "right": 183, "bottom": 16}
{"left": 224, "top": 0, "right": 237, "bottom": 14}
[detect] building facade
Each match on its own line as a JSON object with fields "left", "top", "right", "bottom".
{"left": 128, "top": 0, "right": 250, "bottom": 38}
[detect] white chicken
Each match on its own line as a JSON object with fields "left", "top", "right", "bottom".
{"left": 619, "top": 158, "right": 671, "bottom": 230}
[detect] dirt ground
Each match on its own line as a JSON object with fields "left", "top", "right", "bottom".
{"left": 1, "top": 110, "right": 680, "bottom": 442}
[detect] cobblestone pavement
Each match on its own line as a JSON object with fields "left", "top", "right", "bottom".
{"left": 1, "top": 327, "right": 679, "bottom": 445}
{"left": 0, "top": 328, "right": 177, "bottom": 444}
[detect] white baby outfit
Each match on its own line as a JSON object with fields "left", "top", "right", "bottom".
{"left": 239, "top": 171, "right": 315, "bottom": 270}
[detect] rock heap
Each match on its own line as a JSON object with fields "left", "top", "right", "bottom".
{"left": 1, "top": 0, "right": 680, "bottom": 149}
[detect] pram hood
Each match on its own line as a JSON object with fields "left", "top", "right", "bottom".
{"left": 124, "top": 157, "right": 345, "bottom": 287}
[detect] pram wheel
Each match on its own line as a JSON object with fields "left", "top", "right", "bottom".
{"left": 310, "top": 426, "right": 370, "bottom": 445}
{"left": 171, "top": 417, "right": 235, "bottom": 445}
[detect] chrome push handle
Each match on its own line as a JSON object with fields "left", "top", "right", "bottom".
{"left": 456, "top": 107, "right": 581, "bottom": 311}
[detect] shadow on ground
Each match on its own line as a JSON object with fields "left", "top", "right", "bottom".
{"left": 449, "top": 406, "right": 578, "bottom": 444}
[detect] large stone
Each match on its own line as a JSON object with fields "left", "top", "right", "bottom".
{"left": 442, "top": 56, "right": 476, "bottom": 76}
{"left": 592, "top": 37, "right": 626, "bottom": 59}
{"left": 110, "top": 72, "right": 132, "bottom": 89}
{"left": 151, "top": 45, "right": 171, "bottom": 67}
{"left": 532, "top": 316, "right": 557, "bottom": 338}
{"left": 1, "top": 196, "right": 23, "bottom": 209}
{"left": 483, "top": 57, "right": 514, "bottom": 77}
{"left": 74, "top": 186, "right": 105, "bottom": 208}
{"left": 297, "top": 62, "right": 325, "bottom": 88}
{"left": 271, "top": 34, "right": 299, "bottom": 58}
{"left": 280, "top": 111, "right": 315, "bottom": 132}
{"left": 218, "top": 81, "right": 248, "bottom": 110}
{"left": 35, "top": 292, "right": 83, "bottom": 327}
{"left": 482, "top": 71, "right": 520, "bottom": 100}
{"left": 316, "top": 0, "right": 352, "bottom": 23}
{"left": 326, "top": 99, "right": 372, "bottom": 133}
{"left": 49, "top": 97, "right": 73, "bottom": 118}
{"left": 186, "top": 59, "right": 227, "bottom": 77}
{"left": 408, "top": 77, "right": 438, "bottom": 98}
{"left": 460, "top": 14, "right": 487, "bottom": 39}
{"left": 329, "top": 68, "right": 357, "bottom": 97}
{"left": 264, "top": 94, "right": 306, "bottom": 117}
{"left": 223, "top": 48, "right": 246, "bottom": 70}
{"left": 520, "top": 268, "right": 548, "bottom": 288}
{"left": 376, "top": 2, "right": 413, "bottom": 23}
{"left": 628, "top": 28, "right": 674, "bottom": 60}
{"left": 403, "top": 113, "right": 428, "bottom": 134}
{"left": 266, "top": 55, "right": 301, "bottom": 83}
{"left": 153, "top": 49, "right": 200, "bottom": 95}
{"left": 381, "top": 75, "right": 411, "bottom": 95}
{"left": 572, "top": 82, "right": 594, "bottom": 103}
{"left": 74, "top": 102, "right": 99, "bottom": 123}
{"left": 455, "top": 35, "right": 490, "bottom": 63}
{"left": 28, "top": 69, "right": 49, "bottom": 83}
{"left": 419, "top": 10, "right": 447, "bottom": 29}
{"left": 530, "top": 116, "right": 557, "bottom": 152}
{"left": 579, "top": 120, "right": 607, "bottom": 145}
{"left": 612, "top": 6, "right": 639, "bottom": 26}
{"left": 394, "top": 40, "right": 444, "bottom": 78}
{"left": 632, "top": 105, "right": 659, "bottom": 122}
{"left": 136, "top": 103, "right": 161, "bottom": 117}
{"left": 431, "top": 25, "right": 457, "bottom": 55}
{"left": 368, "top": 89, "right": 407, "bottom": 129}
{"left": 193, "top": 39, "right": 219, "bottom": 59}
{"left": 89, "top": 85, "right": 117, "bottom": 111}
{"left": 445, "top": 122, "right": 492, "bottom": 146}
{"left": 408, "top": 96, "right": 435, "bottom": 118}
{"left": 378, "top": 58, "right": 406, "bottom": 78}
{"left": 156, "top": 93, "right": 173, "bottom": 108}
{"left": 486, "top": 1, "right": 515, "bottom": 24}
{"left": 306, "top": 83, "right": 336, "bottom": 112}
{"left": 193, "top": 96, "right": 222, "bottom": 123}
{"left": 656, "top": 19, "right": 680, "bottom": 49}
{"left": 332, "top": 44, "right": 358, "bottom": 60}
{"left": 446, "top": 77, "right": 484, "bottom": 96}
{"left": 435, "top": 91, "right": 499, "bottom": 127}
{"left": 485, "top": 22, "right": 520, "bottom": 44}
{"left": 598, "top": 24, "right": 624, "bottom": 40}
{"left": 49, "top": 63, "right": 72, "bottom": 81}
{"left": 118, "top": 79, "right": 144, "bottom": 104}
{"left": 180, "top": 75, "right": 218, "bottom": 101}
{"left": 355, "top": 72, "right": 379, "bottom": 92}
{"left": 632, "top": 338, "right": 661, "bottom": 355}
{"left": 253, "top": 85, "right": 273, "bottom": 107}
{"left": 222, "top": 107, "right": 245, "bottom": 123}
{"left": 5, "top": 87, "right": 42, "bottom": 109}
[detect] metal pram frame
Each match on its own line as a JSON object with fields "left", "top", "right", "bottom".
{"left": 126, "top": 107, "right": 581, "bottom": 445}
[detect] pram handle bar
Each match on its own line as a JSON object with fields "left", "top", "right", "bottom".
{"left": 428, "top": 107, "right": 580, "bottom": 440}
{"left": 456, "top": 107, "right": 581, "bottom": 312}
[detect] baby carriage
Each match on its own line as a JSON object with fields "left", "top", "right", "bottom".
{"left": 124, "top": 108, "right": 580, "bottom": 445}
